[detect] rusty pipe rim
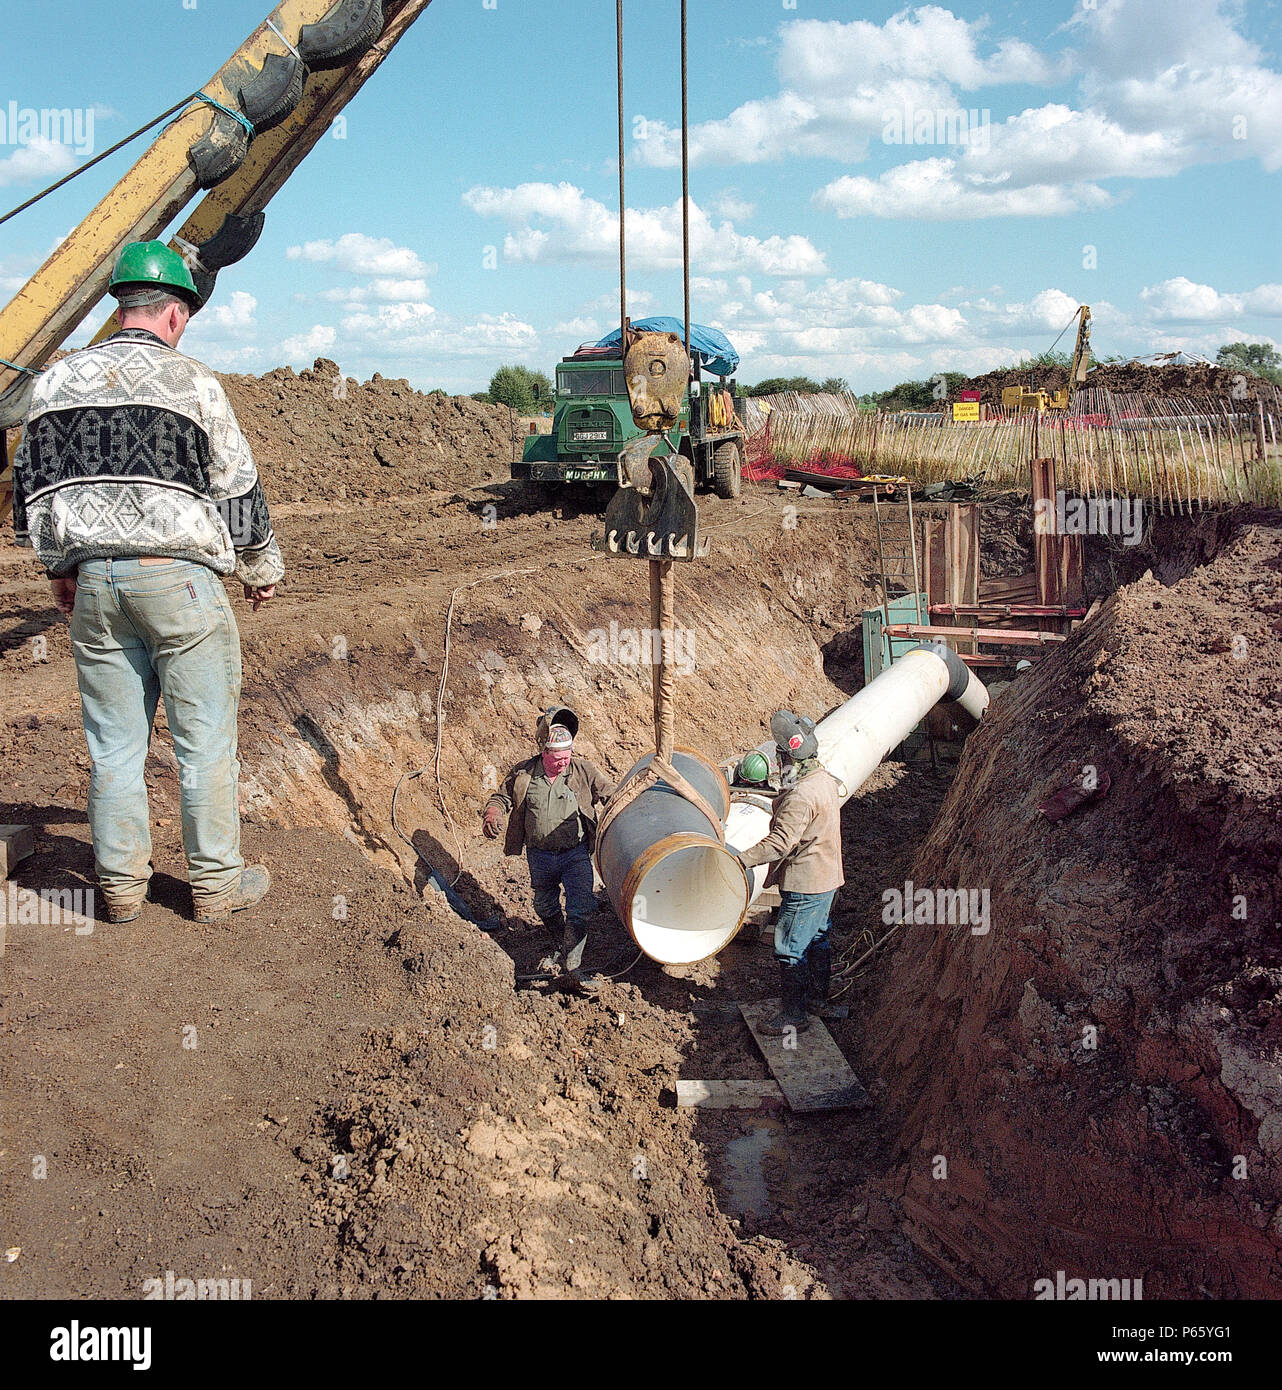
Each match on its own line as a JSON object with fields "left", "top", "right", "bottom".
{"left": 617, "top": 829, "right": 750, "bottom": 965}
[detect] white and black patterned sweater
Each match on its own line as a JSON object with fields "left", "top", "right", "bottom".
{"left": 12, "top": 328, "right": 285, "bottom": 588}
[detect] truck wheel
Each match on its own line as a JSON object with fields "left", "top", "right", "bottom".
{"left": 712, "top": 440, "right": 743, "bottom": 499}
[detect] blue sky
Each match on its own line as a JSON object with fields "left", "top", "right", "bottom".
{"left": 1, "top": 0, "right": 1279, "bottom": 391}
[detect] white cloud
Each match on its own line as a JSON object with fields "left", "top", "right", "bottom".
{"left": 584, "top": 287, "right": 655, "bottom": 315}
{"left": 633, "top": 9, "right": 1065, "bottom": 168}
{"left": 333, "top": 300, "right": 537, "bottom": 360}
{"left": 815, "top": 158, "right": 1114, "bottom": 219}
{"left": 1069, "top": 0, "right": 1282, "bottom": 171}
{"left": 320, "top": 277, "right": 432, "bottom": 305}
{"left": 0, "top": 135, "right": 78, "bottom": 186}
{"left": 1140, "top": 277, "right": 1282, "bottom": 322}
{"left": 552, "top": 316, "right": 600, "bottom": 338}
{"left": 340, "top": 302, "right": 436, "bottom": 336}
{"left": 190, "top": 344, "right": 268, "bottom": 373}
{"left": 712, "top": 189, "right": 756, "bottom": 220}
{"left": 778, "top": 11, "right": 1059, "bottom": 92}
{"left": 951, "top": 289, "right": 1084, "bottom": 336}
{"left": 962, "top": 104, "right": 1186, "bottom": 184}
{"left": 703, "top": 277, "right": 1147, "bottom": 388}
{"left": 280, "top": 324, "right": 337, "bottom": 361}
{"left": 203, "top": 290, "right": 258, "bottom": 334}
{"left": 285, "top": 233, "right": 435, "bottom": 279}
{"left": 631, "top": 1, "right": 1282, "bottom": 224}
{"left": 462, "top": 181, "right": 826, "bottom": 276}
{"left": 183, "top": 291, "right": 260, "bottom": 367}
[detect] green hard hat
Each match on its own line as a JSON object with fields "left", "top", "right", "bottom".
{"left": 109, "top": 240, "right": 200, "bottom": 307}
{"left": 737, "top": 751, "right": 770, "bottom": 785}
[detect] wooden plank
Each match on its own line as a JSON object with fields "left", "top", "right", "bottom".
{"left": 979, "top": 571, "right": 1038, "bottom": 602}
{"left": 930, "top": 604, "right": 1087, "bottom": 618}
{"left": 945, "top": 504, "right": 980, "bottom": 654}
{"left": 0, "top": 825, "right": 36, "bottom": 881}
{"left": 676, "top": 1079, "right": 784, "bottom": 1109}
{"left": 922, "top": 516, "right": 946, "bottom": 607}
{"left": 739, "top": 1001, "right": 871, "bottom": 1112}
{"left": 1031, "top": 456, "right": 1060, "bottom": 606}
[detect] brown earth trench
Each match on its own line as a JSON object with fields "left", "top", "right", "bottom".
{"left": 2, "top": 367, "right": 1280, "bottom": 1301}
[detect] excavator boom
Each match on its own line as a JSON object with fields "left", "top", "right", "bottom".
{"left": 0, "top": 0, "right": 432, "bottom": 431}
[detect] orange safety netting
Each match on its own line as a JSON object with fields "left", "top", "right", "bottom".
{"left": 743, "top": 415, "right": 865, "bottom": 484}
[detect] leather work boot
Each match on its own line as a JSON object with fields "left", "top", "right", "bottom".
{"left": 193, "top": 865, "right": 271, "bottom": 923}
{"left": 562, "top": 919, "right": 590, "bottom": 974}
{"left": 103, "top": 896, "right": 144, "bottom": 924}
{"left": 100, "top": 866, "right": 155, "bottom": 924}
{"left": 761, "top": 962, "right": 812, "bottom": 1036}
{"left": 534, "top": 913, "right": 566, "bottom": 974}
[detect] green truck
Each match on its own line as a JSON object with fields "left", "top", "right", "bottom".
{"left": 512, "top": 329, "right": 748, "bottom": 499}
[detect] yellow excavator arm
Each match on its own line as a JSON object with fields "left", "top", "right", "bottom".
{"left": 1067, "top": 303, "right": 1092, "bottom": 392}
{"left": 0, "top": 0, "right": 433, "bottom": 439}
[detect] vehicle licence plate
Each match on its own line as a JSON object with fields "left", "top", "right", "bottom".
{"left": 573, "top": 430, "right": 609, "bottom": 441}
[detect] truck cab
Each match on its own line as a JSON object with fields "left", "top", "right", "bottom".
{"left": 513, "top": 340, "right": 747, "bottom": 498}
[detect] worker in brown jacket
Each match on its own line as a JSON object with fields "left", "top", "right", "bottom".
{"left": 736, "top": 711, "right": 844, "bottom": 1034}
{"left": 482, "top": 704, "right": 615, "bottom": 978}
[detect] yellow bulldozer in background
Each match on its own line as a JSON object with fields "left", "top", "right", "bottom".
{"left": 1000, "top": 304, "right": 1092, "bottom": 413}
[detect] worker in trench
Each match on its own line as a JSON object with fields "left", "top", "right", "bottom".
{"left": 11, "top": 241, "right": 284, "bottom": 925}
{"left": 482, "top": 706, "right": 616, "bottom": 981}
{"left": 733, "top": 712, "right": 844, "bottom": 1035}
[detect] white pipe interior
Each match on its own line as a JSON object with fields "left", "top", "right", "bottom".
{"left": 628, "top": 647, "right": 989, "bottom": 963}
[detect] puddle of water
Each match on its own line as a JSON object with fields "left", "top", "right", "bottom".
{"left": 721, "top": 1121, "right": 783, "bottom": 1218}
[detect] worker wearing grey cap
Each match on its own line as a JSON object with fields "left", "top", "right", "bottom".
{"left": 735, "top": 711, "right": 844, "bottom": 1034}
{"left": 482, "top": 704, "right": 615, "bottom": 979}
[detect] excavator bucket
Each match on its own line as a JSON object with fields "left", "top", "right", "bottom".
{"left": 592, "top": 434, "right": 709, "bottom": 561}
{"left": 591, "top": 329, "right": 708, "bottom": 561}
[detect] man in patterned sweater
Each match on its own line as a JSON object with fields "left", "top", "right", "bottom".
{"left": 12, "top": 240, "right": 285, "bottom": 924}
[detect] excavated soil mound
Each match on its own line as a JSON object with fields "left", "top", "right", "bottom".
{"left": 862, "top": 511, "right": 1282, "bottom": 1297}
{"left": 219, "top": 357, "right": 517, "bottom": 502}
{"left": 954, "top": 361, "right": 1279, "bottom": 410}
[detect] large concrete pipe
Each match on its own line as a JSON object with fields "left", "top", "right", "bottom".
{"left": 597, "top": 645, "right": 988, "bottom": 965}
{"left": 594, "top": 747, "right": 748, "bottom": 965}
{"left": 600, "top": 642, "right": 990, "bottom": 961}
{"left": 727, "top": 643, "right": 988, "bottom": 904}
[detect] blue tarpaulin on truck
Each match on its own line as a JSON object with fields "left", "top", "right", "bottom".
{"left": 595, "top": 318, "right": 740, "bottom": 379}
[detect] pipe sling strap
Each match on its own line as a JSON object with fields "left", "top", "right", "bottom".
{"left": 593, "top": 554, "right": 727, "bottom": 849}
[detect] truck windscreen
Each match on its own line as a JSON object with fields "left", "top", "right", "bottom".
{"left": 560, "top": 368, "right": 625, "bottom": 397}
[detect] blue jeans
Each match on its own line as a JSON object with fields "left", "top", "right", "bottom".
{"left": 774, "top": 888, "right": 837, "bottom": 967}
{"left": 527, "top": 842, "right": 597, "bottom": 952}
{"left": 69, "top": 558, "right": 243, "bottom": 907}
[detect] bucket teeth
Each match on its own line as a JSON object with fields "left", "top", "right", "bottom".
{"left": 590, "top": 445, "right": 709, "bottom": 561}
